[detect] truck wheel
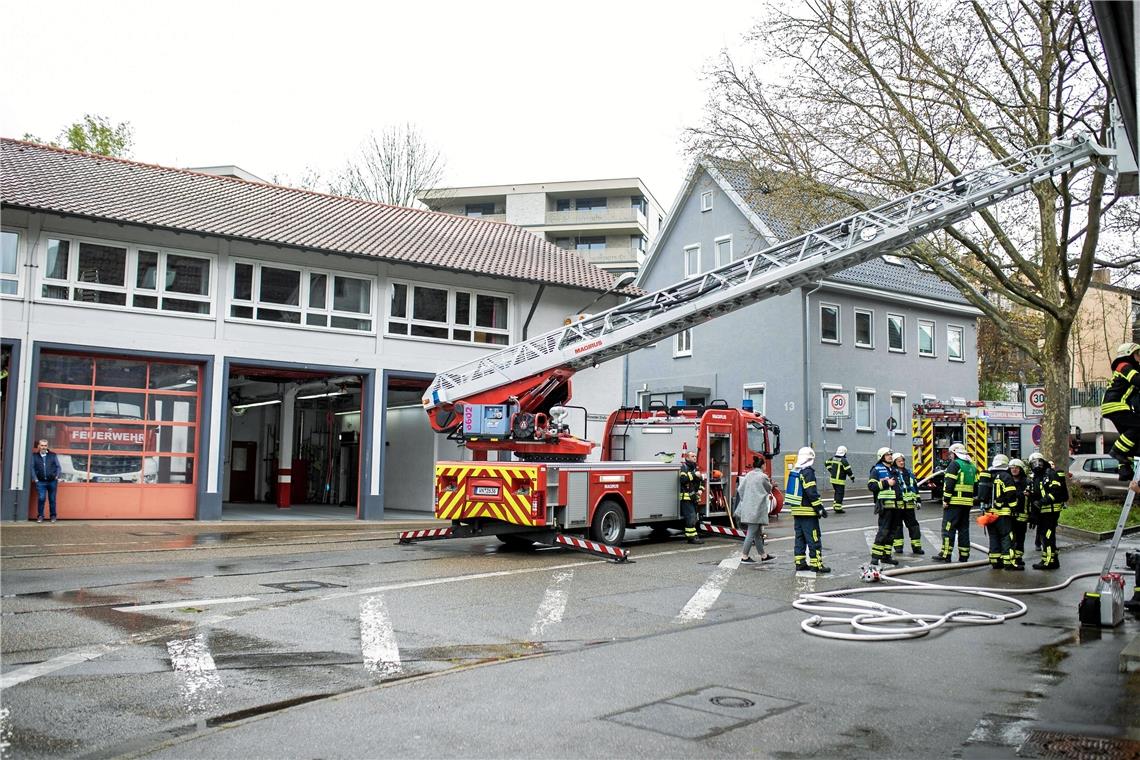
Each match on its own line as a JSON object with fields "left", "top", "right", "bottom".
{"left": 590, "top": 500, "right": 627, "bottom": 546}
{"left": 496, "top": 534, "right": 535, "bottom": 549}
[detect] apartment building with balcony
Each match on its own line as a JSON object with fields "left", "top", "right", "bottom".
{"left": 417, "top": 178, "right": 664, "bottom": 275}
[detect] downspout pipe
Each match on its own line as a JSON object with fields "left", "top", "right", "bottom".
{"left": 802, "top": 281, "right": 824, "bottom": 450}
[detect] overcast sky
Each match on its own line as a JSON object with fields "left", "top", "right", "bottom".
{"left": 2, "top": 1, "right": 764, "bottom": 208}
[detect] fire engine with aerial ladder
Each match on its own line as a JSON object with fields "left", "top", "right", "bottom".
{"left": 398, "top": 134, "right": 1109, "bottom": 562}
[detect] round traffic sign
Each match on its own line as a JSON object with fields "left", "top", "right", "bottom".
{"left": 1028, "top": 388, "right": 1046, "bottom": 410}
{"left": 886, "top": 416, "right": 897, "bottom": 431}
{"left": 1031, "top": 424, "right": 1042, "bottom": 446}
{"left": 828, "top": 394, "right": 847, "bottom": 414}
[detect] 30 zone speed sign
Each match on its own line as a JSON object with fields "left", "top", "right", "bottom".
{"left": 826, "top": 392, "right": 850, "bottom": 418}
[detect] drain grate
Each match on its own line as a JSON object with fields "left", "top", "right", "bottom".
{"left": 603, "top": 686, "right": 798, "bottom": 740}
{"left": 261, "top": 580, "right": 347, "bottom": 592}
{"left": 1020, "top": 730, "right": 1140, "bottom": 759}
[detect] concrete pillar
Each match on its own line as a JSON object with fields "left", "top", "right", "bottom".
{"left": 277, "top": 386, "right": 299, "bottom": 508}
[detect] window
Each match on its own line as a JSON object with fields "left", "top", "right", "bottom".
{"left": 854, "top": 308, "right": 874, "bottom": 348}
{"left": 631, "top": 235, "right": 647, "bottom": 252}
{"left": 887, "top": 313, "right": 905, "bottom": 352}
{"left": 230, "top": 259, "right": 372, "bottom": 331}
{"left": 631, "top": 195, "right": 647, "bottom": 216}
{"left": 701, "top": 191, "right": 713, "bottom": 212}
{"left": 821, "top": 384, "right": 841, "bottom": 429}
{"left": 464, "top": 202, "right": 495, "bottom": 217}
{"left": 918, "top": 319, "right": 936, "bottom": 357}
{"left": 674, "top": 328, "right": 692, "bottom": 357}
{"left": 576, "top": 197, "right": 607, "bottom": 211}
{"left": 714, "top": 236, "right": 732, "bottom": 267}
{"left": 554, "top": 237, "right": 571, "bottom": 249}
{"left": 575, "top": 236, "right": 606, "bottom": 251}
{"left": 1, "top": 229, "right": 22, "bottom": 295}
{"left": 947, "top": 324, "right": 964, "bottom": 361}
{"left": 556, "top": 199, "right": 572, "bottom": 212}
{"left": 856, "top": 389, "right": 875, "bottom": 431}
{"left": 387, "top": 280, "right": 510, "bottom": 346}
{"left": 820, "top": 303, "right": 840, "bottom": 343}
{"left": 40, "top": 235, "right": 213, "bottom": 315}
{"left": 743, "top": 383, "right": 766, "bottom": 415}
{"left": 683, "top": 245, "right": 701, "bottom": 278}
{"left": 891, "top": 393, "right": 907, "bottom": 436}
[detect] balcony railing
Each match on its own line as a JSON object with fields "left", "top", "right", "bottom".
{"left": 545, "top": 208, "right": 644, "bottom": 226}
{"left": 555, "top": 245, "right": 640, "bottom": 264}
{"left": 1070, "top": 380, "right": 1108, "bottom": 407}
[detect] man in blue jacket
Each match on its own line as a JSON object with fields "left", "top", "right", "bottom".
{"left": 31, "top": 439, "right": 62, "bottom": 523}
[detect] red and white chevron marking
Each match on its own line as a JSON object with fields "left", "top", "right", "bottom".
{"left": 699, "top": 522, "right": 747, "bottom": 539}
{"left": 553, "top": 534, "right": 630, "bottom": 561}
{"left": 397, "top": 528, "right": 454, "bottom": 542}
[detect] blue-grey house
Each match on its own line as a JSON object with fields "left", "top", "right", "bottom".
{"left": 625, "top": 156, "right": 982, "bottom": 478}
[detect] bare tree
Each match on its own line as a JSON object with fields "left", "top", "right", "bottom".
{"left": 329, "top": 124, "right": 446, "bottom": 207}
{"left": 685, "top": 0, "right": 1138, "bottom": 463}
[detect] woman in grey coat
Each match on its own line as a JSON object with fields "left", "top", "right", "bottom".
{"left": 736, "top": 455, "right": 775, "bottom": 563}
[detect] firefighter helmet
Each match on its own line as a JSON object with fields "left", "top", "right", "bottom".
{"left": 991, "top": 454, "right": 1009, "bottom": 469}
{"left": 876, "top": 446, "right": 892, "bottom": 459}
{"left": 1028, "top": 452, "right": 1044, "bottom": 463}
{"left": 1008, "top": 458, "right": 1025, "bottom": 470}
{"left": 836, "top": 445, "right": 848, "bottom": 456}
{"left": 950, "top": 443, "right": 967, "bottom": 457}
{"left": 1115, "top": 342, "right": 1140, "bottom": 359}
{"left": 892, "top": 452, "right": 905, "bottom": 463}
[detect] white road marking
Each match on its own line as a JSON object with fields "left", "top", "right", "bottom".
{"left": 528, "top": 570, "right": 574, "bottom": 638}
{"left": 166, "top": 633, "right": 222, "bottom": 710}
{"left": 675, "top": 553, "right": 740, "bottom": 624}
{"left": 0, "top": 705, "right": 12, "bottom": 758}
{"left": 360, "top": 595, "right": 402, "bottom": 678}
{"left": 924, "top": 529, "right": 942, "bottom": 554}
{"left": 113, "top": 596, "right": 258, "bottom": 613}
{"left": 0, "top": 645, "right": 117, "bottom": 690}
{"left": 863, "top": 528, "right": 876, "bottom": 550}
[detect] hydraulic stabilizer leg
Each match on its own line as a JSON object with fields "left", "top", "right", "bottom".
{"left": 1079, "top": 457, "right": 1139, "bottom": 627}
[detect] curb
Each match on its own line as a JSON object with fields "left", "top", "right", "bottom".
{"left": 1057, "top": 523, "right": 1140, "bottom": 541}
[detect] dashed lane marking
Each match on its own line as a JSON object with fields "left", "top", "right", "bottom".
{"left": 114, "top": 596, "right": 259, "bottom": 613}
{"left": 528, "top": 569, "right": 574, "bottom": 638}
{"left": 360, "top": 596, "right": 402, "bottom": 678}
{"left": 675, "top": 552, "right": 741, "bottom": 624}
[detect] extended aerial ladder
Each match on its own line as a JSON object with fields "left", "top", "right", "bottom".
{"left": 423, "top": 135, "right": 1110, "bottom": 446}
{"left": 407, "top": 134, "right": 1110, "bottom": 561}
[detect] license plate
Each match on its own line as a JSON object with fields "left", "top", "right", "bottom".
{"left": 473, "top": 486, "right": 500, "bottom": 497}
{"left": 94, "top": 476, "right": 121, "bottom": 483}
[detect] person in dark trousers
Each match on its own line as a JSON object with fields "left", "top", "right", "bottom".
{"left": 1028, "top": 452, "right": 1066, "bottom": 569}
{"left": 984, "top": 454, "right": 1018, "bottom": 570}
{"left": 1102, "top": 342, "right": 1140, "bottom": 480}
{"left": 892, "top": 452, "right": 924, "bottom": 554}
{"left": 31, "top": 439, "right": 62, "bottom": 523}
{"left": 933, "top": 443, "right": 977, "bottom": 562}
{"left": 678, "top": 449, "right": 704, "bottom": 544}
{"left": 785, "top": 446, "right": 830, "bottom": 574}
{"left": 824, "top": 446, "right": 854, "bottom": 514}
{"left": 868, "top": 447, "right": 901, "bottom": 566}
{"left": 1008, "top": 458, "right": 1029, "bottom": 569}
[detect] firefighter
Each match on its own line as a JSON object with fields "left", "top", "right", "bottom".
{"left": 985, "top": 454, "right": 1018, "bottom": 570}
{"left": 824, "top": 446, "right": 854, "bottom": 514}
{"left": 868, "top": 447, "right": 900, "bottom": 566}
{"left": 892, "top": 452, "right": 924, "bottom": 555}
{"left": 1008, "top": 458, "right": 1029, "bottom": 569}
{"left": 679, "top": 449, "right": 704, "bottom": 544}
{"left": 1028, "top": 452, "right": 1066, "bottom": 570}
{"left": 932, "top": 442, "right": 976, "bottom": 562}
{"left": 1101, "top": 342, "right": 1140, "bottom": 481}
{"left": 785, "top": 446, "right": 831, "bottom": 574}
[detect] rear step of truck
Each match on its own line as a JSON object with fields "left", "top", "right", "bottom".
{"left": 397, "top": 525, "right": 630, "bottom": 563}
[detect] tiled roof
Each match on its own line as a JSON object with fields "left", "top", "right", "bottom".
{"left": 704, "top": 156, "right": 967, "bottom": 304}
{"left": 0, "top": 139, "right": 618, "bottom": 292}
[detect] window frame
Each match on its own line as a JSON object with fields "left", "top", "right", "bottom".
{"left": 673, "top": 328, "right": 693, "bottom": 358}
{"left": 576, "top": 197, "right": 607, "bottom": 211}
{"left": 683, "top": 244, "right": 701, "bottom": 278}
{"left": 700, "top": 191, "right": 713, "bottom": 212}
{"left": 819, "top": 302, "right": 841, "bottom": 344}
{"left": 631, "top": 195, "right": 647, "bottom": 216}
{"left": 228, "top": 257, "right": 374, "bottom": 333}
{"left": 821, "top": 383, "right": 842, "bottom": 430}
{"left": 714, "top": 235, "right": 732, "bottom": 268}
{"left": 855, "top": 387, "right": 876, "bottom": 432}
{"left": 946, "top": 323, "right": 965, "bottom": 362}
{"left": 464, "top": 202, "right": 495, "bottom": 217}
{"left": 890, "top": 392, "right": 908, "bottom": 437}
{"left": 854, "top": 307, "right": 874, "bottom": 349}
{"left": 887, "top": 313, "right": 905, "bottom": 352}
{"left": 385, "top": 278, "right": 512, "bottom": 347}
{"left": 38, "top": 232, "right": 215, "bottom": 318}
{"left": 1, "top": 227, "right": 26, "bottom": 298}
{"left": 743, "top": 382, "right": 766, "bottom": 415}
{"left": 918, "top": 318, "right": 937, "bottom": 357}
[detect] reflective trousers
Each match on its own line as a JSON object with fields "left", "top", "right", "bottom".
{"left": 831, "top": 484, "right": 846, "bottom": 512}
{"left": 939, "top": 504, "right": 971, "bottom": 560}
{"left": 892, "top": 505, "right": 922, "bottom": 552}
{"left": 872, "top": 506, "right": 900, "bottom": 560}
{"left": 680, "top": 498, "right": 698, "bottom": 540}
{"left": 793, "top": 516, "right": 824, "bottom": 569}
{"left": 1037, "top": 510, "right": 1061, "bottom": 567}
{"left": 986, "top": 514, "right": 1014, "bottom": 568}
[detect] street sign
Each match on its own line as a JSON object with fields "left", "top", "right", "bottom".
{"left": 1024, "top": 386, "right": 1046, "bottom": 417}
{"left": 826, "top": 392, "right": 850, "bottom": 418}
{"left": 1032, "top": 424, "right": 1042, "bottom": 446}
{"left": 886, "top": 416, "right": 897, "bottom": 432}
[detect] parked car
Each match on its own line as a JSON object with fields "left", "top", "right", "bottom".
{"left": 1067, "top": 454, "right": 1129, "bottom": 500}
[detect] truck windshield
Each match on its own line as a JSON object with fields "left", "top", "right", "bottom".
{"left": 66, "top": 400, "right": 143, "bottom": 419}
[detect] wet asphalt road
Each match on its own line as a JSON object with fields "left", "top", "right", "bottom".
{"left": 1, "top": 506, "right": 1138, "bottom": 759}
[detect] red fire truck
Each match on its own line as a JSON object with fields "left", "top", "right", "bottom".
{"left": 399, "top": 134, "right": 1104, "bottom": 560}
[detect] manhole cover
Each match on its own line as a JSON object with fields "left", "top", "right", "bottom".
{"left": 1021, "top": 730, "right": 1140, "bottom": 759}
{"left": 261, "top": 580, "right": 347, "bottom": 592}
{"left": 710, "top": 696, "right": 754, "bottom": 709}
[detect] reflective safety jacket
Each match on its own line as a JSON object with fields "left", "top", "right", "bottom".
{"left": 824, "top": 456, "right": 854, "bottom": 486}
{"left": 785, "top": 466, "right": 824, "bottom": 517}
{"left": 679, "top": 464, "right": 703, "bottom": 502}
{"left": 897, "top": 466, "right": 919, "bottom": 506}
{"left": 868, "top": 462, "right": 900, "bottom": 507}
{"left": 1030, "top": 466, "right": 1068, "bottom": 514}
{"left": 990, "top": 470, "right": 1017, "bottom": 516}
{"left": 1102, "top": 356, "right": 1140, "bottom": 415}
{"left": 942, "top": 457, "right": 978, "bottom": 507}
{"left": 1010, "top": 473, "right": 1029, "bottom": 519}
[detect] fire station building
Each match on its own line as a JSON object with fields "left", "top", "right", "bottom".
{"left": 0, "top": 139, "right": 624, "bottom": 521}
